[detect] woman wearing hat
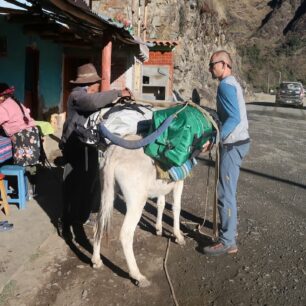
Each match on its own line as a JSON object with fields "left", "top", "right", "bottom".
{"left": 58, "top": 63, "right": 131, "bottom": 238}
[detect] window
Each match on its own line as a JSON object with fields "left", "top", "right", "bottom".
{"left": 143, "top": 86, "right": 166, "bottom": 100}
{"left": 143, "top": 76, "right": 150, "bottom": 84}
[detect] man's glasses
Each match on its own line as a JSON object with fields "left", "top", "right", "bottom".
{"left": 209, "top": 60, "right": 224, "bottom": 68}
{"left": 209, "top": 61, "right": 232, "bottom": 69}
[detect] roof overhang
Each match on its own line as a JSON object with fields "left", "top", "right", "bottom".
{"left": 0, "top": 0, "right": 29, "bottom": 13}
{"left": 0, "top": 0, "right": 149, "bottom": 60}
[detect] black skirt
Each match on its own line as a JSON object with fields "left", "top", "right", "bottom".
{"left": 10, "top": 126, "right": 41, "bottom": 166}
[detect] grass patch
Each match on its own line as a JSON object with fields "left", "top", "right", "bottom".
{"left": 29, "top": 252, "right": 40, "bottom": 262}
{"left": 0, "top": 280, "right": 16, "bottom": 305}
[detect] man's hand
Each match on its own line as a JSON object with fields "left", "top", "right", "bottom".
{"left": 121, "top": 87, "right": 134, "bottom": 100}
{"left": 202, "top": 140, "right": 213, "bottom": 152}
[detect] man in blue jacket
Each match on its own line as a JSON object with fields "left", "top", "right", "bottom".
{"left": 203, "top": 50, "right": 250, "bottom": 256}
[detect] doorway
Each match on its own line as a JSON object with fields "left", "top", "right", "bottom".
{"left": 62, "top": 56, "right": 90, "bottom": 113}
{"left": 24, "top": 47, "right": 39, "bottom": 119}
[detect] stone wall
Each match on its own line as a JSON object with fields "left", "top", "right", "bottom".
{"left": 143, "top": 0, "right": 240, "bottom": 106}
{"left": 93, "top": 0, "right": 244, "bottom": 107}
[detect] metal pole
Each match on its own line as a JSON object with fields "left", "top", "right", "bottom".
{"left": 267, "top": 73, "right": 270, "bottom": 94}
{"left": 143, "top": 1, "right": 148, "bottom": 41}
{"left": 277, "top": 71, "right": 281, "bottom": 85}
{"left": 131, "top": 0, "right": 135, "bottom": 26}
{"left": 137, "top": 0, "right": 141, "bottom": 37}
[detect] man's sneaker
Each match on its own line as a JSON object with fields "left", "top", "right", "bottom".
{"left": 203, "top": 242, "right": 238, "bottom": 256}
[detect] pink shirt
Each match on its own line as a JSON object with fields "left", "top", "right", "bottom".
{"left": 0, "top": 97, "right": 36, "bottom": 137}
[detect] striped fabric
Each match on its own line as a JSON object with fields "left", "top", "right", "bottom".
{"left": 168, "top": 158, "right": 197, "bottom": 181}
{"left": 0, "top": 136, "right": 12, "bottom": 163}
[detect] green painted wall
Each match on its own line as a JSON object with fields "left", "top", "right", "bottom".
{"left": 0, "top": 16, "right": 63, "bottom": 109}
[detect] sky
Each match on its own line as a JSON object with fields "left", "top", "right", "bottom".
{"left": 0, "top": 0, "right": 31, "bottom": 10}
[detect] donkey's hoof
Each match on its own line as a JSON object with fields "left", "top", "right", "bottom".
{"left": 156, "top": 229, "right": 163, "bottom": 236}
{"left": 136, "top": 277, "right": 151, "bottom": 288}
{"left": 175, "top": 236, "right": 186, "bottom": 246}
{"left": 92, "top": 258, "right": 103, "bottom": 269}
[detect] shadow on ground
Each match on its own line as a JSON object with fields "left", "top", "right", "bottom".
{"left": 249, "top": 101, "right": 305, "bottom": 109}
{"left": 34, "top": 164, "right": 63, "bottom": 228}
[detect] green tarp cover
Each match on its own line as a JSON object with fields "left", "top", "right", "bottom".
{"left": 145, "top": 105, "right": 213, "bottom": 168}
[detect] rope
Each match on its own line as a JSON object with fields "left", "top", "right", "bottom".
{"left": 99, "top": 114, "right": 174, "bottom": 149}
{"left": 101, "top": 98, "right": 220, "bottom": 237}
{"left": 132, "top": 98, "right": 184, "bottom": 108}
{"left": 164, "top": 238, "right": 179, "bottom": 306}
{"left": 197, "top": 152, "right": 212, "bottom": 235}
{"left": 185, "top": 100, "right": 220, "bottom": 240}
{"left": 129, "top": 98, "right": 220, "bottom": 238}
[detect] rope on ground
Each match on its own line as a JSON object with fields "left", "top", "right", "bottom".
{"left": 163, "top": 238, "right": 179, "bottom": 306}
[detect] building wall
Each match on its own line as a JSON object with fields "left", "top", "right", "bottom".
{"left": 111, "top": 55, "right": 127, "bottom": 90}
{"left": 110, "top": 49, "right": 135, "bottom": 92}
{"left": 143, "top": 50, "right": 174, "bottom": 100}
{"left": 0, "top": 16, "right": 63, "bottom": 110}
{"left": 93, "top": 0, "right": 133, "bottom": 20}
{"left": 38, "top": 41, "right": 63, "bottom": 110}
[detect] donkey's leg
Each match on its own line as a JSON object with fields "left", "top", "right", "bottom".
{"left": 120, "top": 198, "right": 151, "bottom": 287}
{"left": 172, "top": 180, "right": 185, "bottom": 245}
{"left": 155, "top": 195, "right": 165, "bottom": 236}
{"left": 92, "top": 158, "right": 115, "bottom": 269}
{"left": 92, "top": 210, "right": 104, "bottom": 269}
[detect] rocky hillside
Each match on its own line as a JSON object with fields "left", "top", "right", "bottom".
{"left": 223, "top": 0, "right": 306, "bottom": 91}
{"left": 93, "top": 0, "right": 306, "bottom": 103}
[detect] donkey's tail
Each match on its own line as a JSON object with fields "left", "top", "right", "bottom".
{"left": 94, "top": 148, "right": 116, "bottom": 244}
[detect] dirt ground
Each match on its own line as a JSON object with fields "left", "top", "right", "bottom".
{"left": 3, "top": 102, "right": 306, "bottom": 306}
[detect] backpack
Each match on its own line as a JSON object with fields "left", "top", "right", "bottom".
{"left": 144, "top": 104, "right": 213, "bottom": 169}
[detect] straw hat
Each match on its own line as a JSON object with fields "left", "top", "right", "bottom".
{"left": 70, "top": 63, "right": 101, "bottom": 84}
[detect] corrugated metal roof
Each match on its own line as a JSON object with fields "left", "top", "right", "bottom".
{"left": 4, "top": 0, "right": 141, "bottom": 44}
{"left": 1, "top": 0, "right": 149, "bottom": 61}
{"left": 0, "top": 0, "right": 31, "bottom": 11}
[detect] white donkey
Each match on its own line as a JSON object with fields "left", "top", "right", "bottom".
{"left": 91, "top": 140, "right": 185, "bottom": 287}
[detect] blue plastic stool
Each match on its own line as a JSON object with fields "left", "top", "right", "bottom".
{"left": 0, "top": 165, "right": 28, "bottom": 209}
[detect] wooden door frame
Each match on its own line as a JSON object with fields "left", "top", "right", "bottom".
{"left": 62, "top": 56, "right": 90, "bottom": 113}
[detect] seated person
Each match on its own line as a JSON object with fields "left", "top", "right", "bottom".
{"left": 0, "top": 83, "right": 40, "bottom": 166}
{"left": 0, "top": 83, "right": 41, "bottom": 196}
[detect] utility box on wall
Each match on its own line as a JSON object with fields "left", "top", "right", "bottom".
{"left": 143, "top": 40, "right": 178, "bottom": 101}
{"left": 142, "top": 65, "right": 169, "bottom": 101}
